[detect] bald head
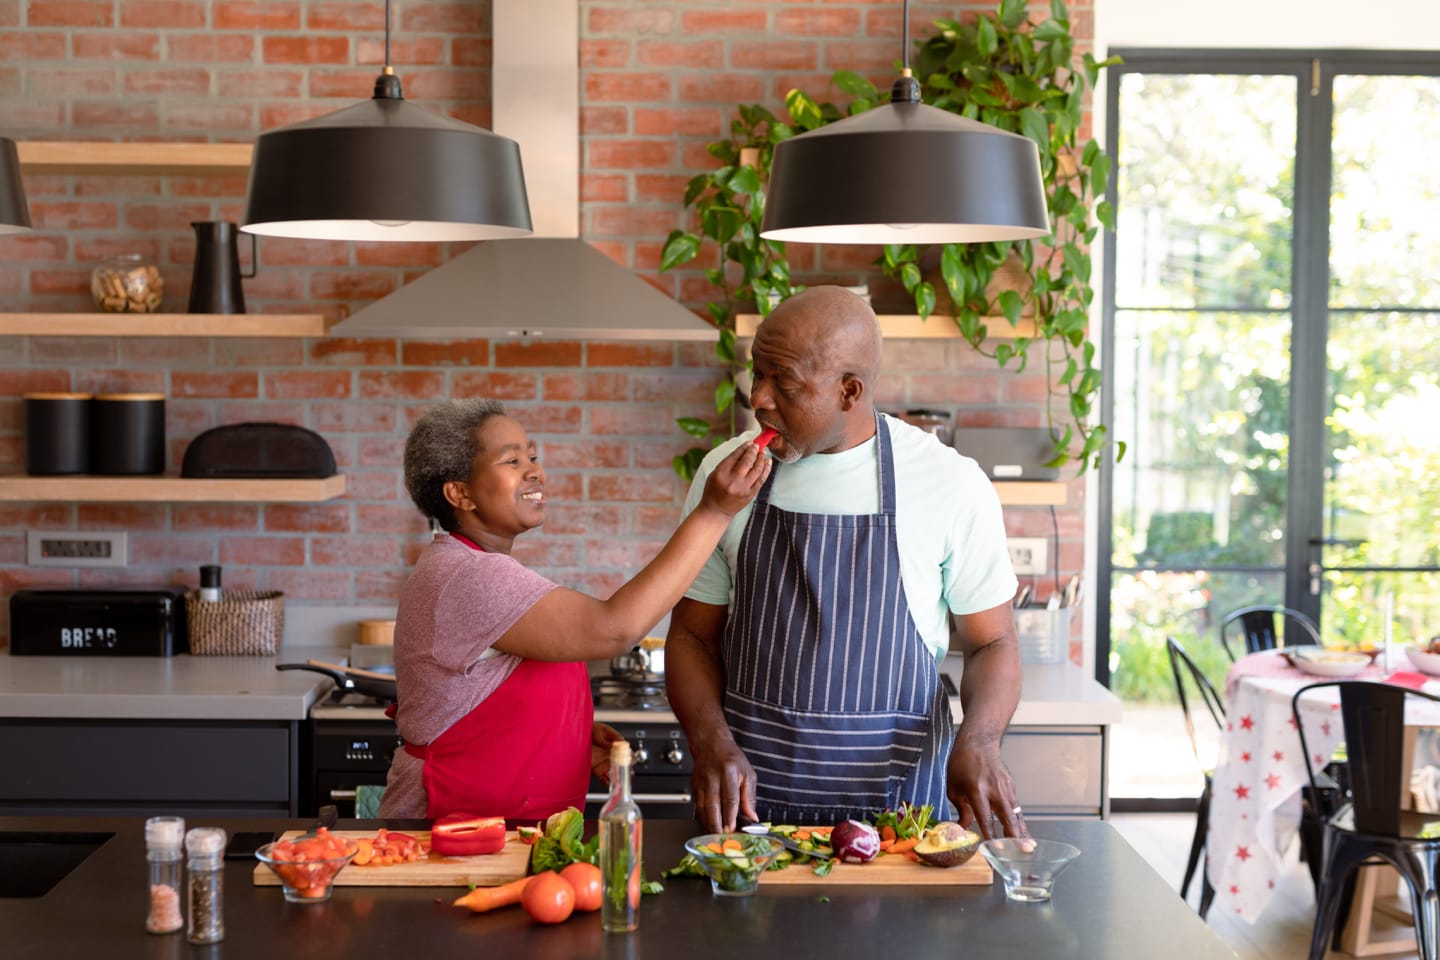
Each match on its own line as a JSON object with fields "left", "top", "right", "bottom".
{"left": 749, "top": 286, "right": 883, "bottom": 457}
{"left": 758, "top": 286, "right": 883, "bottom": 386}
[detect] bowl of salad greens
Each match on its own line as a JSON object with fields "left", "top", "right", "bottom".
{"left": 683, "top": 833, "right": 782, "bottom": 897}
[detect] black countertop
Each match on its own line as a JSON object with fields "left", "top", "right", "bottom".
{"left": 4, "top": 817, "right": 1234, "bottom": 960}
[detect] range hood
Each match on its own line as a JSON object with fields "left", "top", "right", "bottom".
{"left": 331, "top": 0, "right": 713, "bottom": 342}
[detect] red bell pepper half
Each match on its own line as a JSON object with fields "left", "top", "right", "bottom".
{"left": 431, "top": 814, "right": 507, "bottom": 857}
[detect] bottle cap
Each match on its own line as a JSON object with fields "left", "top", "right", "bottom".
{"left": 145, "top": 815, "right": 185, "bottom": 850}
{"left": 200, "top": 565, "right": 222, "bottom": 589}
{"left": 610, "top": 740, "right": 632, "bottom": 766}
{"left": 185, "top": 826, "right": 227, "bottom": 857}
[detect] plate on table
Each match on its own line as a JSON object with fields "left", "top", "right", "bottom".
{"left": 1405, "top": 646, "right": 1440, "bottom": 676}
{"left": 1281, "top": 648, "right": 1371, "bottom": 678}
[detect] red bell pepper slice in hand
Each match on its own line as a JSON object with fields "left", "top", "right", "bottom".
{"left": 431, "top": 813, "right": 507, "bottom": 856}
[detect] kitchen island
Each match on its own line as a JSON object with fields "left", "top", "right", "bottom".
{"left": 3, "top": 815, "right": 1230, "bottom": 960}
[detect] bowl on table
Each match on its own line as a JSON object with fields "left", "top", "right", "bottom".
{"left": 979, "top": 838, "right": 1081, "bottom": 903}
{"left": 256, "top": 840, "right": 358, "bottom": 904}
{"left": 1405, "top": 645, "right": 1440, "bottom": 677}
{"left": 1280, "top": 647, "right": 1372, "bottom": 678}
{"left": 683, "top": 833, "right": 782, "bottom": 897}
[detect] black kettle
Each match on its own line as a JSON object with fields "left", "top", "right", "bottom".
{"left": 187, "top": 221, "right": 256, "bottom": 314}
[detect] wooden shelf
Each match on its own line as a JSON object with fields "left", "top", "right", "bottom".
{"left": 735, "top": 314, "right": 1037, "bottom": 339}
{"left": 993, "top": 481, "right": 1067, "bottom": 507}
{"left": 15, "top": 141, "right": 252, "bottom": 175}
{"left": 0, "top": 314, "right": 334, "bottom": 337}
{"left": 0, "top": 474, "right": 347, "bottom": 503}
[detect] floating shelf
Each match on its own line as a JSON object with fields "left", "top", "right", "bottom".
{"left": 992, "top": 482, "right": 1068, "bottom": 507}
{"left": 0, "top": 314, "right": 334, "bottom": 337}
{"left": 735, "top": 314, "right": 1037, "bottom": 339}
{"left": 15, "top": 140, "right": 252, "bottom": 175}
{"left": 0, "top": 475, "right": 347, "bottom": 503}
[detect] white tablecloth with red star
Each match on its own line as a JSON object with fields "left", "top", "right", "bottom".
{"left": 1209, "top": 652, "right": 1440, "bottom": 923}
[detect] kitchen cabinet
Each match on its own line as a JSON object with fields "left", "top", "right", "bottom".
{"left": 0, "top": 474, "right": 347, "bottom": 503}
{"left": 0, "top": 718, "right": 301, "bottom": 817}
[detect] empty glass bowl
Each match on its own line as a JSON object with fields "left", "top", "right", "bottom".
{"left": 255, "top": 841, "right": 358, "bottom": 904}
{"left": 683, "top": 833, "right": 782, "bottom": 897}
{"left": 979, "top": 838, "right": 1081, "bottom": 902}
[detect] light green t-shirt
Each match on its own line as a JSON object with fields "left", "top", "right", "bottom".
{"left": 680, "top": 414, "right": 1018, "bottom": 662}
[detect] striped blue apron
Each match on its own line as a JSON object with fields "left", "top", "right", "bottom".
{"left": 721, "top": 414, "right": 955, "bottom": 825}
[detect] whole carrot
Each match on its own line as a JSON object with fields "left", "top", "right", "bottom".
{"left": 453, "top": 875, "right": 533, "bottom": 913}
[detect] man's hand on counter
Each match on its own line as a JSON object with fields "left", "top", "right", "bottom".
{"left": 690, "top": 734, "right": 758, "bottom": 833}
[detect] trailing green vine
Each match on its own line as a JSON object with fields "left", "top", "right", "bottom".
{"left": 662, "top": 0, "right": 1122, "bottom": 477}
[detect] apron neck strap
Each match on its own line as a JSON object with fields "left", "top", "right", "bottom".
{"left": 450, "top": 532, "right": 486, "bottom": 552}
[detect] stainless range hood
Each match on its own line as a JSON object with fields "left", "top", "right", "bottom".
{"left": 331, "top": 0, "right": 712, "bottom": 342}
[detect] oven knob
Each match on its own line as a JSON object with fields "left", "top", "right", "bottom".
{"left": 665, "top": 743, "right": 684, "bottom": 766}
{"left": 632, "top": 744, "right": 650, "bottom": 765}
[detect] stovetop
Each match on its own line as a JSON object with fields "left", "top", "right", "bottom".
{"left": 310, "top": 673, "right": 678, "bottom": 723}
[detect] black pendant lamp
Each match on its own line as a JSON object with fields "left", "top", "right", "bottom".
{"left": 242, "top": 0, "right": 531, "bottom": 243}
{"left": 760, "top": 0, "right": 1049, "bottom": 245}
{"left": 1, "top": 137, "right": 34, "bottom": 235}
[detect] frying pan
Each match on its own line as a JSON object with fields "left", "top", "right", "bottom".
{"left": 276, "top": 658, "right": 397, "bottom": 702}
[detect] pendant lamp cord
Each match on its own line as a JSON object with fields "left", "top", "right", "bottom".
{"left": 891, "top": 0, "right": 920, "bottom": 104}
{"left": 384, "top": 0, "right": 392, "bottom": 68}
{"left": 373, "top": 0, "right": 402, "bottom": 100}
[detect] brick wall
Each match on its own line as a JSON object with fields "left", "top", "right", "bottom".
{"left": 0, "top": 0, "right": 1091, "bottom": 660}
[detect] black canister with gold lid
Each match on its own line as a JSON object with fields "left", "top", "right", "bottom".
{"left": 24, "top": 392, "right": 93, "bottom": 475}
{"left": 91, "top": 393, "right": 166, "bottom": 475}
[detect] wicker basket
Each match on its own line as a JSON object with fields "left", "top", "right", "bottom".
{"left": 185, "top": 590, "right": 284, "bottom": 656}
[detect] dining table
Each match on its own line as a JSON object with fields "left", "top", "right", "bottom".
{"left": 1208, "top": 649, "right": 1440, "bottom": 923}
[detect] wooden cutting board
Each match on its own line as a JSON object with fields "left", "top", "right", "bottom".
{"left": 252, "top": 830, "right": 530, "bottom": 888}
{"left": 760, "top": 851, "right": 992, "bottom": 886}
{"left": 757, "top": 830, "right": 992, "bottom": 886}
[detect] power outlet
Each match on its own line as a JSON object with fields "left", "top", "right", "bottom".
{"left": 1007, "top": 537, "right": 1047, "bottom": 576}
{"left": 27, "top": 531, "right": 127, "bottom": 567}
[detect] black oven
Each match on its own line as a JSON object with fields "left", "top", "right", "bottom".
{"left": 304, "top": 699, "right": 695, "bottom": 820}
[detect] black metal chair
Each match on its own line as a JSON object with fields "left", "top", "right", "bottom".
{"left": 1293, "top": 680, "right": 1440, "bottom": 960}
{"left": 1166, "top": 635, "right": 1225, "bottom": 918}
{"left": 1218, "top": 604, "right": 1322, "bottom": 661}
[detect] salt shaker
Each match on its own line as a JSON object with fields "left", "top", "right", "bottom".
{"left": 185, "top": 827, "right": 227, "bottom": 944}
{"left": 144, "top": 816, "right": 185, "bottom": 934}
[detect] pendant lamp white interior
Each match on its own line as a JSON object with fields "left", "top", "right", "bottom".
{"left": 242, "top": 0, "right": 532, "bottom": 243}
{"left": 0, "top": 137, "right": 34, "bottom": 235}
{"left": 760, "top": 0, "right": 1049, "bottom": 245}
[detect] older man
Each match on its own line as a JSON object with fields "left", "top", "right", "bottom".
{"left": 666, "top": 285, "right": 1026, "bottom": 837}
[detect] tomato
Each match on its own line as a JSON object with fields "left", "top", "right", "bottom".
{"left": 522, "top": 870, "right": 575, "bottom": 925}
{"left": 559, "top": 862, "right": 602, "bottom": 912}
{"left": 431, "top": 813, "right": 507, "bottom": 857}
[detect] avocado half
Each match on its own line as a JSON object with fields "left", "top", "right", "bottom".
{"left": 914, "top": 822, "right": 981, "bottom": 868}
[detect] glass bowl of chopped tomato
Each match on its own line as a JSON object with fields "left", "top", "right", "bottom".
{"left": 256, "top": 829, "right": 359, "bottom": 903}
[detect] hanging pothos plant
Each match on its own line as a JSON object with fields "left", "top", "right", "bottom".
{"left": 661, "top": 0, "right": 1122, "bottom": 480}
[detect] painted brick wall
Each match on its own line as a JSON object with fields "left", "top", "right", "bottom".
{"left": 0, "top": 0, "right": 1091, "bottom": 659}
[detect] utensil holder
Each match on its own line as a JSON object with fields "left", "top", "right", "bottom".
{"left": 1016, "top": 607, "right": 1070, "bottom": 664}
{"left": 185, "top": 590, "right": 284, "bottom": 656}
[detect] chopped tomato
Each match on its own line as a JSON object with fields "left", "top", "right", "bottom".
{"left": 431, "top": 813, "right": 507, "bottom": 857}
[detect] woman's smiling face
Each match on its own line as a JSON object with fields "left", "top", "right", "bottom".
{"left": 449, "top": 414, "right": 546, "bottom": 538}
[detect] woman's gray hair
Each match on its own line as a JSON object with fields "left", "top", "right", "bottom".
{"left": 404, "top": 397, "right": 508, "bottom": 532}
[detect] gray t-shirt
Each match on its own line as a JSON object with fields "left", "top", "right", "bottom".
{"left": 379, "top": 533, "right": 558, "bottom": 818}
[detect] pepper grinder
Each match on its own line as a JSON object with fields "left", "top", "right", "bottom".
{"left": 199, "top": 565, "right": 222, "bottom": 602}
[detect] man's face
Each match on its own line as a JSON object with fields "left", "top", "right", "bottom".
{"left": 748, "top": 327, "right": 843, "bottom": 462}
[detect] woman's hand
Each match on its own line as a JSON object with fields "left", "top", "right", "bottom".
{"left": 590, "top": 721, "right": 626, "bottom": 784}
{"left": 698, "top": 441, "right": 771, "bottom": 517}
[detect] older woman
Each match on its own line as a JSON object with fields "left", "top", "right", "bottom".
{"left": 380, "top": 398, "right": 769, "bottom": 821}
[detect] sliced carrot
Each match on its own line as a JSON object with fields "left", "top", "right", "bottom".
{"left": 794, "top": 830, "right": 812, "bottom": 840}
{"left": 810, "top": 826, "right": 832, "bottom": 836}
{"left": 879, "top": 825, "right": 897, "bottom": 844}
{"left": 705, "top": 842, "right": 724, "bottom": 854}
{"left": 352, "top": 838, "right": 374, "bottom": 866}
{"left": 721, "top": 839, "right": 743, "bottom": 852}
{"left": 889, "top": 837, "right": 919, "bottom": 855}
{"left": 453, "top": 876, "right": 533, "bottom": 914}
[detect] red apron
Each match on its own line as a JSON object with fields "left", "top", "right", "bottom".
{"left": 401, "top": 533, "right": 593, "bottom": 821}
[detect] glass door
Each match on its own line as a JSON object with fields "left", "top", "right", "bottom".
{"left": 1099, "top": 54, "right": 1440, "bottom": 803}
{"left": 1312, "top": 72, "right": 1440, "bottom": 650}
